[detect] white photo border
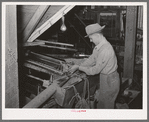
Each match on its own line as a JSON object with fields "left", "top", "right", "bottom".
{"left": 2, "top": 2, "right": 147, "bottom": 120}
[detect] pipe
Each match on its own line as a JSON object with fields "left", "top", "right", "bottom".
{"left": 29, "top": 51, "right": 62, "bottom": 64}
{"left": 68, "top": 21, "right": 92, "bottom": 50}
{"left": 24, "top": 62, "right": 55, "bottom": 75}
{"left": 23, "top": 75, "right": 70, "bottom": 108}
{"left": 25, "top": 60, "right": 63, "bottom": 75}
{"left": 35, "top": 39, "right": 73, "bottom": 47}
{"left": 39, "top": 44, "right": 77, "bottom": 52}
{"left": 29, "top": 54, "right": 61, "bottom": 67}
{"left": 23, "top": 83, "right": 57, "bottom": 108}
{"left": 26, "top": 74, "right": 48, "bottom": 83}
{"left": 74, "top": 13, "right": 86, "bottom": 27}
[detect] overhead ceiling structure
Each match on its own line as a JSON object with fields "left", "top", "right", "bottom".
{"left": 18, "top": 5, "right": 75, "bottom": 44}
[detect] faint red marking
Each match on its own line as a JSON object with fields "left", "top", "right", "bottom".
{"left": 71, "top": 110, "right": 86, "bottom": 112}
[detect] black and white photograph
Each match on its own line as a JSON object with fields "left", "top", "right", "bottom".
{"left": 2, "top": 2, "right": 147, "bottom": 120}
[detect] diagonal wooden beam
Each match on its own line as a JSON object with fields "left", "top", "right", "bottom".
{"left": 27, "top": 5, "right": 75, "bottom": 42}
{"left": 21, "top": 5, "right": 49, "bottom": 43}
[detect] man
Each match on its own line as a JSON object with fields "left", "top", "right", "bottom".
{"left": 70, "top": 23, "right": 120, "bottom": 109}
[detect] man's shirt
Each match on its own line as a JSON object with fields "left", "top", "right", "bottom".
{"left": 79, "top": 37, "right": 118, "bottom": 75}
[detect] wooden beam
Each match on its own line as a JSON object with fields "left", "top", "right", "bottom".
{"left": 23, "top": 41, "right": 45, "bottom": 47}
{"left": 116, "top": 10, "right": 121, "bottom": 39}
{"left": 39, "top": 44, "right": 77, "bottom": 52}
{"left": 23, "top": 83, "right": 57, "bottom": 108}
{"left": 23, "top": 75, "right": 70, "bottom": 108}
{"left": 21, "top": 5, "right": 49, "bottom": 43}
{"left": 27, "top": 5, "right": 75, "bottom": 42}
{"left": 123, "top": 6, "right": 138, "bottom": 79}
{"left": 97, "top": 13, "right": 100, "bottom": 24}
{"left": 5, "top": 5, "right": 19, "bottom": 108}
{"left": 35, "top": 39, "right": 74, "bottom": 47}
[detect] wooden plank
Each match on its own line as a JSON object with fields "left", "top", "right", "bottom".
{"left": 116, "top": 10, "right": 121, "bottom": 39}
{"left": 5, "top": 5, "right": 19, "bottom": 108}
{"left": 23, "top": 41, "right": 45, "bottom": 47}
{"left": 74, "top": 13, "right": 86, "bottom": 27}
{"left": 35, "top": 39, "right": 74, "bottom": 47}
{"left": 21, "top": 5, "right": 49, "bottom": 43}
{"left": 27, "top": 5, "right": 75, "bottom": 42}
{"left": 24, "top": 63, "right": 56, "bottom": 75}
{"left": 35, "top": 5, "right": 64, "bottom": 29}
{"left": 97, "top": 13, "right": 100, "bottom": 24}
{"left": 123, "top": 6, "right": 137, "bottom": 79}
{"left": 23, "top": 83, "right": 57, "bottom": 108}
{"left": 17, "top": 5, "right": 39, "bottom": 33}
{"left": 39, "top": 44, "right": 77, "bottom": 52}
{"left": 25, "top": 60, "right": 63, "bottom": 75}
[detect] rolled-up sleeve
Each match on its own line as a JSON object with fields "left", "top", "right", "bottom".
{"left": 79, "top": 49, "right": 110, "bottom": 75}
{"left": 80, "top": 51, "right": 95, "bottom": 67}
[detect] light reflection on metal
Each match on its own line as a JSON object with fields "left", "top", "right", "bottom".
{"left": 60, "top": 16, "right": 67, "bottom": 32}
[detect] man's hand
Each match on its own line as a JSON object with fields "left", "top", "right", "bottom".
{"left": 69, "top": 65, "right": 79, "bottom": 74}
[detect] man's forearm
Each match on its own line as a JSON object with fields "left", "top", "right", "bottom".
{"left": 79, "top": 66, "right": 88, "bottom": 74}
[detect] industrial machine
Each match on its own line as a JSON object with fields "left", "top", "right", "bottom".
{"left": 16, "top": 5, "right": 100, "bottom": 108}
{"left": 17, "top": 5, "right": 142, "bottom": 109}
{"left": 22, "top": 43, "right": 98, "bottom": 108}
